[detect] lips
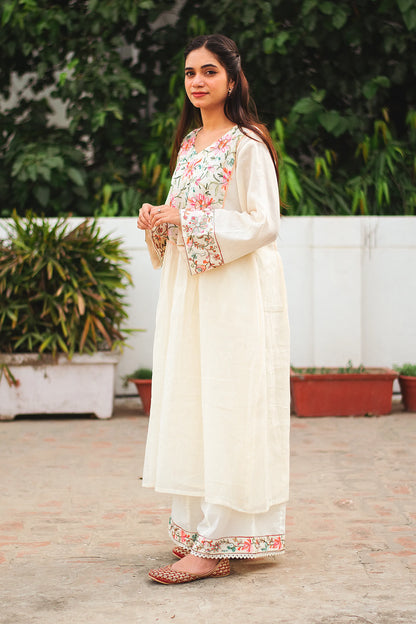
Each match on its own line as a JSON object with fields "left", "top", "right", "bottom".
{"left": 192, "top": 92, "right": 208, "bottom": 97}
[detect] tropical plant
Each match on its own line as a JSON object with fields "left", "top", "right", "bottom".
{"left": 0, "top": 212, "right": 134, "bottom": 357}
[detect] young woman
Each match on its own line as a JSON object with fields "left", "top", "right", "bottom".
{"left": 137, "top": 34, "right": 290, "bottom": 585}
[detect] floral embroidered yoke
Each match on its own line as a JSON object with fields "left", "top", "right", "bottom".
{"left": 150, "top": 125, "right": 241, "bottom": 275}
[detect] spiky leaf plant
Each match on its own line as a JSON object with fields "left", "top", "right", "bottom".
{"left": 0, "top": 212, "right": 133, "bottom": 358}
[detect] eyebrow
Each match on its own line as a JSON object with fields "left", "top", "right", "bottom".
{"left": 184, "top": 63, "right": 219, "bottom": 71}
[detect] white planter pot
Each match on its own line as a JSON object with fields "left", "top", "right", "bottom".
{"left": 0, "top": 352, "right": 119, "bottom": 420}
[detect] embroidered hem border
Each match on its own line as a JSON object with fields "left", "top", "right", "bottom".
{"left": 168, "top": 517, "right": 285, "bottom": 559}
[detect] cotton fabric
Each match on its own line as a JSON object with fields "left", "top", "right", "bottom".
{"left": 142, "top": 125, "right": 290, "bottom": 514}
{"left": 169, "top": 495, "right": 286, "bottom": 559}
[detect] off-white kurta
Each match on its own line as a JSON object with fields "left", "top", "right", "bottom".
{"left": 142, "top": 125, "right": 290, "bottom": 515}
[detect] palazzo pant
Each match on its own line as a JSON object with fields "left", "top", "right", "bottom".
{"left": 169, "top": 495, "right": 286, "bottom": 559}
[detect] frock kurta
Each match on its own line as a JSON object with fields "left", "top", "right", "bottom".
{"left": 142, "top": 125, "right": 290, "bottom": 553}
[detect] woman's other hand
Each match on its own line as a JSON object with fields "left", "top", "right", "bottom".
{"left": 150, "top": 204, "right": 181, "bottom": 228}
{"left": 137, "top": 203, "right": 181, "bottom": 230}
{"left": 137, "top": 203, "right": 153, "bottom": 230}
{"left": 149, "top": 204, "right": 180, "bottom": 228}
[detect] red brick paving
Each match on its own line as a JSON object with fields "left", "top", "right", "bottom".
{"left": 0, "top": 399, "right": 415, "bottom": 623}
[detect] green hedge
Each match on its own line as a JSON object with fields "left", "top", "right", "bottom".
{"left": 1, "top": 0, "right": 415, "bottom": 216}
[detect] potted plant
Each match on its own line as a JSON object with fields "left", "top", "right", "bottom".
{"left": 395, "top": 363, "right": 416, "bottom": 412}
{"left": 0, "top": 212, "right": 134, "bottom": 420}
{"left": 124, "top": 368, "right": 152, "bottom": 416}
{"left": 290, "top": 361, "right": 397, "bottom": 417}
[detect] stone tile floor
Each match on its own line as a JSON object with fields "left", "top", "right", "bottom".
{"left": 0, "top": 398, "right": 415, "bottom": 624}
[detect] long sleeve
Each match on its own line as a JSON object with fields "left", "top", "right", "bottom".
{"left": 145, "top": 225, "right": 168, "bottom": 269}
{"left": 180, "top": 135, "right": 280, "bottom": 275}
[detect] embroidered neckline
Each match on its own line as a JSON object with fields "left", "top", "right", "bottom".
{"left": 157, "top": 124, "right": 242, "bottom": 274}
{"left": 191, "top": 125, "right": 239, "bottom": 155}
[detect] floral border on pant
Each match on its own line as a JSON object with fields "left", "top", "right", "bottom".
{"left": 168, "top": 517, "right": 285, "bottom": 559}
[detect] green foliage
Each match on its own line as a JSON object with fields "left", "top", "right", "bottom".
{"left": 394, "top": 363, "right": 416, "bottom": 377}
{"left": 273, "top": 109, "right": 416, "bottom": 215}
{"left": 129, "top": 367, "right": 153, "bottom": 379}
{"left": 292, "top": 361, "right": 368, "bottom": 374}
{"left": 155, "top": 0, "right": 416, "bottom": 215}
{"left": 2, "top": 138, "right": 89, "bottom": 216}
{"left": 0, "top": 212, "right": 134, "bottom": 357}
{"left": 0, "top": 0, "right": 175, "bottom": 216}
{"left": 122, "top": 366, "right": 152, "bottom": 387}
{"left": 1, "top": 0, "right": 415, "bottom": 216}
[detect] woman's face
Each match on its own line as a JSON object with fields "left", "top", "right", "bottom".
{"left": 184, "top": 46, "right": 234, "bottom": 112}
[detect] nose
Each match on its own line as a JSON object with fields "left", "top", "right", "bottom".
{"left": 192, "top": 72, "right": 204, "bottom": 87}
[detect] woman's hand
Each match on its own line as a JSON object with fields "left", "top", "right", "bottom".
{"left": 149, "top": 204, "right": 180, "bottom": 228}
{"left": 137, "top": 203, "right": 152, "bottom": 230}
{"left": 137, "top": 203, "right": 180, "bottom": 230}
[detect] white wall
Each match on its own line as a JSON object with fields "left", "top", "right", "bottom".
{"left": 279, "top": 217, "right": 416, "bottom": 370}
{"left": 1, "top": 217, "right": 415, "bottom": 394}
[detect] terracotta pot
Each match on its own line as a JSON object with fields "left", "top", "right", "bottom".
{"left": 290, "top": 368, "right": 397, "bottom": 417}
{"left": 398, "top": 375, "right": 416, "bottom": 412}
{"left": 130, "top": 379, "right": 152, "bottom": 415}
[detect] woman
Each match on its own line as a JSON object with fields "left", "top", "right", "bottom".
{"left": 137, "top": 34, "right": 290, "bottom": 585}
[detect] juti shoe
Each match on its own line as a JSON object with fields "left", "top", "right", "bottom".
{"left": 148, "top": 558, "right": 230, "bottom": 584}
{"left": 172, "top": 546, "right": 190, "bottom": 559}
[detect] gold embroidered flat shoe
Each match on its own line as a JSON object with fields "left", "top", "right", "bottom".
{"left": 148, "top": 558, "right": 230, "bottom": 585}
{"left": 172, "top": 546, "right": 190, "bottom": 559}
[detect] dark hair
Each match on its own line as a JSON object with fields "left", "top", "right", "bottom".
{"left": 170, "top": 34, "right": 279, "bottom": 182}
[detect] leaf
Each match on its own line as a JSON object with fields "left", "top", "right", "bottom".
{"left": 27, "top": 164, "right": 38, "bottom": 182}
{"left": 363, "top": 76, "right": 390, "bottom": 99}
{"left": 58, "top": 71, "right": 67, "bottom": 86}
{"left": 286, "top": 168, "right": 303, "bottom": 200}
{"left": 47, "top": 261, "right": 53, "bottom": 280}
{"left": 67, "top": 167, "right": 84, "bottom": 186}
{"left": 276, "top": 32, "right": 290, "bottom": 49}
{"left": 1, "top": 0, "right": 17, "bottom": 26}
{"left": 57, "top": 334, "right": 69, "bottom": 354}
{"left": 292, "top": 97, "right": 322, "bottom": 116}
{"left": 52, "top": 259, "right": 68, "bottom": 281}
{"left": 77, "top": 292, "right": 85, "bottom": 315}
{"left": 263, "top": 37, "right": 274, "bottom": 54}
{"left": 320, "top": 2, "right": 334, "bottom": 15}
{"left": 39, "top": 335, "right": 54, "bottom": 353}
{"left": 34, "top": 185, "right": 50, "bottom": 207}
{"left": 401, "top": 7, "right": 416, "bottom": 30}
{"left": 397, "top": 0, "right": 414, "bottom": 12}
{"left": 333, "top": 8, "right": 348, "bottom": 29}
{"left": 79, "top": 315, "right": 91, "bottom": 351}
{"left": 92, "top": 316, "right": 112, "bottom": 347}
{"left": 302, "top": 0, "right": 317, "bottom": 16}
{"left": 318, "top": 111, "right": 348, "bottom": 136}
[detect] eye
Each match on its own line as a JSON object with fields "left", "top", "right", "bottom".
{"left": 185, "top": 70, "right": 194, "bottom": 78}
{"left": 206, "top": 70, "right": 217, "bottom": 76}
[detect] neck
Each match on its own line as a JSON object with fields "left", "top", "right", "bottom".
{"left": 200, "top": 109, "right": 232, "bottom": 132}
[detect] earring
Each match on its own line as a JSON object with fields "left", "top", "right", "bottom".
{"left": 228, "top": 88, "right": 232, "bottom": 96}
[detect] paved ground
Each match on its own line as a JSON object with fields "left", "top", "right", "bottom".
{"left": 0, "top": 398, "right": 415, "bottom": 624}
